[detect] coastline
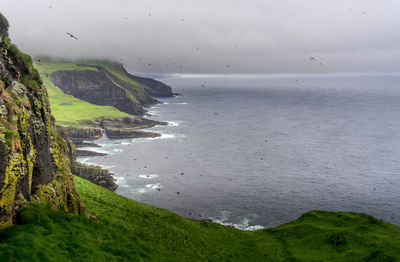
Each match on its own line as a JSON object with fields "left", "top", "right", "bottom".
{"left": 64, "top": 106, "right": 170, "bottom": 191}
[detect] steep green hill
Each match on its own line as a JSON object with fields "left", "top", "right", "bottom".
{"left": 0, "top": 176, "right": 399, "bottom": 261}
{"left": 35, "top": 62, "right": 129, "bottom": 127}
{"left": 35, "top": 61, "right": 173, "bottom": 127}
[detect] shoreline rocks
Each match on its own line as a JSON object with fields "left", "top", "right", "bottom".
{"left": 57, "top": 126, "right": 118, "bottom": 191}
{"left": 57, "top": 115, "right": 167, "bottom": 191}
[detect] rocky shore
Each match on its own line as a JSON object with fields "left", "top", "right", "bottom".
{"left": 67, "top": 116, "right": 167, "bottom": 142}
{"left": 58, "top": 115, "right": 167, "bottom": 190}
{"left": 100, "top": 116, "right": 167, "bottom": 139}
{"left": 58, "top": 127, "right": 118, "bottom": 191}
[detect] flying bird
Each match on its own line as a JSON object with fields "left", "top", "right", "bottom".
{"left": 309, "top": 56, "right": 317, "bottom": 61}
{"left": 66, "top": 32, "right": 78, "bottom": 40}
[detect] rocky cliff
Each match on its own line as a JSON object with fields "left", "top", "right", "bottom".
{"left": 49, "top": 63, "right": 173, "bottom": 115}
{"left": 0, "top": 14, "right": 85, "bottom": 228}
{"left": 57, "top": 126, "right": 118, "bottom": 191}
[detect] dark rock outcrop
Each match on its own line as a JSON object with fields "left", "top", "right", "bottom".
{"left": 75, "top": 149, "right": 107, "bottom": 157}
{"left": 58, "top": 127, "right": 118, "bottom": 191}
{"left": 66, "top": 126, "right": 103, "bottom": 142}
{"left": 0, "top": 14, "right": 85, "bottom": 228}
{"left": 101, "top": 116, "right": 167, "bottom": 139}
{"left": 70, "top": 162, "right": 117, "bottom": 191}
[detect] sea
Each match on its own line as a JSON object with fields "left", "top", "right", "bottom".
{"left": 78, "top": 75, "right": 400, "bottom": 230}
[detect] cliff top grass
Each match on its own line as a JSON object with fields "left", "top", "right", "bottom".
{"left": 0, "top": 176, "right": 399, "bottom": 261}
{"left": 35, "top": 62, "right": 130, "bottom": 127}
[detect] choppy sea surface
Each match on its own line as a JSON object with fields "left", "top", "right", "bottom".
{"left": 78, "top": 75, "right": 400, "bottom": 230}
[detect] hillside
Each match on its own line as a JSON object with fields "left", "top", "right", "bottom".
{"left": 35, "top": 61, "right": 173, "bottom": 127}
{"left": 1, "top": 12, "right": 400, "bottom": 262}
{"left": 34, "top": 62, "right": 129, "bottom": 128}
{"left": 0, "top": 176, "right": 399, "bottom": 261}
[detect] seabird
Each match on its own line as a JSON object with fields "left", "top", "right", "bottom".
{"left": 309, "top": 56, "right": 317, "bottom": 61}
{"left": 66, "top": 32, "right": 78, "bottom": 40}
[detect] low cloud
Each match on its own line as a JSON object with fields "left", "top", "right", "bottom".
{"left": 2, "top": 0, "right": 400, "bottom": 74}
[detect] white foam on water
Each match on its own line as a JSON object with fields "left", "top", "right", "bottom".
{"left": 145, "top": 183, "right": 162, "bottom": 189}
{"left": 113, "top": 149, "right": 124, "bottom": 153}
{"left": 143, "top": 133, "right": 178, "bottom": 141}
{"left": 163, "top": 102, "right": 170, "bottom": 105}
{"left": 161, "top": 133, "right": 177, "bottom": 139}
{"left": 79, "top": 147, "right": 112, "bottom": 155}
{"left": 139, "top": 174, "right": 159, "bottom": 179}
{"left": 245, "top": 225, "right": 265, "bottom": 231}
{"left": 100, "top": 165, "right": 116, "bottom": 170}
{"left": 167, "top": 121, "right": 179, "bottom": 126}
{"left": 136, "top": 188, "right": 148, "bottom": 194}
{"left": 175, "top": 102, "right": 188, "bottom": 105}
{"left": 210, "top": 211, "right": 265, "bottom": 231}
{"left": 78, "top": 157, "right": 91, "bottom": 164}
{"left": 114, "top": 176, "right": 129, "bottom": 188}
{"left": 148, "top": 110, "right": 158, "bottom": 116}
{"left": 121, "top": 141, "right": 131, "bottom": 145}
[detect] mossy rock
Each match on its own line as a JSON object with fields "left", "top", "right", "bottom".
{"left": 0, "top": 13, "right": 85, "bottom": 229}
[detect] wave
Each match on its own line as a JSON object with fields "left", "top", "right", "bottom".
{"left": 175, "top": 102, "right": 188, "bottom": 105}
{"left": 139, "top": 174, "right": 159, "bottom": 179}
{"left": 78, "top": 147, "right": 111, "bottom": 155}
{"left": 114, "top": 176, "right": 130, "bottom": 188}
{"left": 210, "top": 211, "right": 264, "bottom": 231}
{"left": 145, "top": 183, "right": 162, "bottom": 189}
{"left": 147, "top": 110, "right": 158, "bottom": 116}
{"left": 142, "top": 133, "right": 184, "bottom": 141}
{"left": 167, "top": 121, "right": 179, "bottom": 127}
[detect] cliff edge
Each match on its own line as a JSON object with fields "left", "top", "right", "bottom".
{"left": 0, "top": 14, "right": 85, "bottom": 228}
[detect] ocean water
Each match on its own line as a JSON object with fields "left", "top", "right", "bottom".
{"left": 78, "top": 75, "right": 400, "bottom": 229}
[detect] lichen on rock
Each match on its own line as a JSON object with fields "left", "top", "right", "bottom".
{"left": 0, "top": 13, "right": 85, "bottom": 228}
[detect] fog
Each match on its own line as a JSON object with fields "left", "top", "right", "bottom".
{"left": 1, "top": 0, "right": 399, "bottom": 74}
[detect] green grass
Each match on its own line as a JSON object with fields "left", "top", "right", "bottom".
{"left": 35, "top": 62, "right": 129, "bottom": 127}
{"left": 0, "top": 176, "right": 399, "bottom": 261}
{"left": 4, "top": 129, "right": 19, "bottom": 147}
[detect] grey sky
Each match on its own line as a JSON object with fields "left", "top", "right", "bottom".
{"left": 1, "top": 0, "right": 400, "bottom": 74}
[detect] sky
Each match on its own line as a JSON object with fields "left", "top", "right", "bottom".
{"left": 1, "top": 0, "right": 400, "bottom": 75}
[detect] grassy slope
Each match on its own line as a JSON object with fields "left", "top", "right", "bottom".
{"left": 35, "top": 62, "right": 130, "bottom": 127}
{"left": 0, "top": 176, "right": 399, "bottom": 261}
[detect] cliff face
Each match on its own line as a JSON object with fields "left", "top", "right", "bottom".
{"left": 50, "top": 69, "right": 146, "bottom": 115}
{"left": 49, "top": 63, "right": 173, "bottom": 115}
{"left": 0, "top": 14, "right": 85, "bottom": 228}
{"left": 127, "top": 73, "right": 173, "bottom": 98}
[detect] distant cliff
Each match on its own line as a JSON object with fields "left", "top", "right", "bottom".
{"left": 0, "top": 14, "right": 85, "bottom": 228}
{"left": 49, "top": 63, "right": 173, "bottom": 115}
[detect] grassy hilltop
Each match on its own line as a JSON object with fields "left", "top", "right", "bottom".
{"left": 35, "top": 62, "right": 130, "bottom": 127}
{"left": 0, "top": 176, "right": 399, "bottom": 261}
